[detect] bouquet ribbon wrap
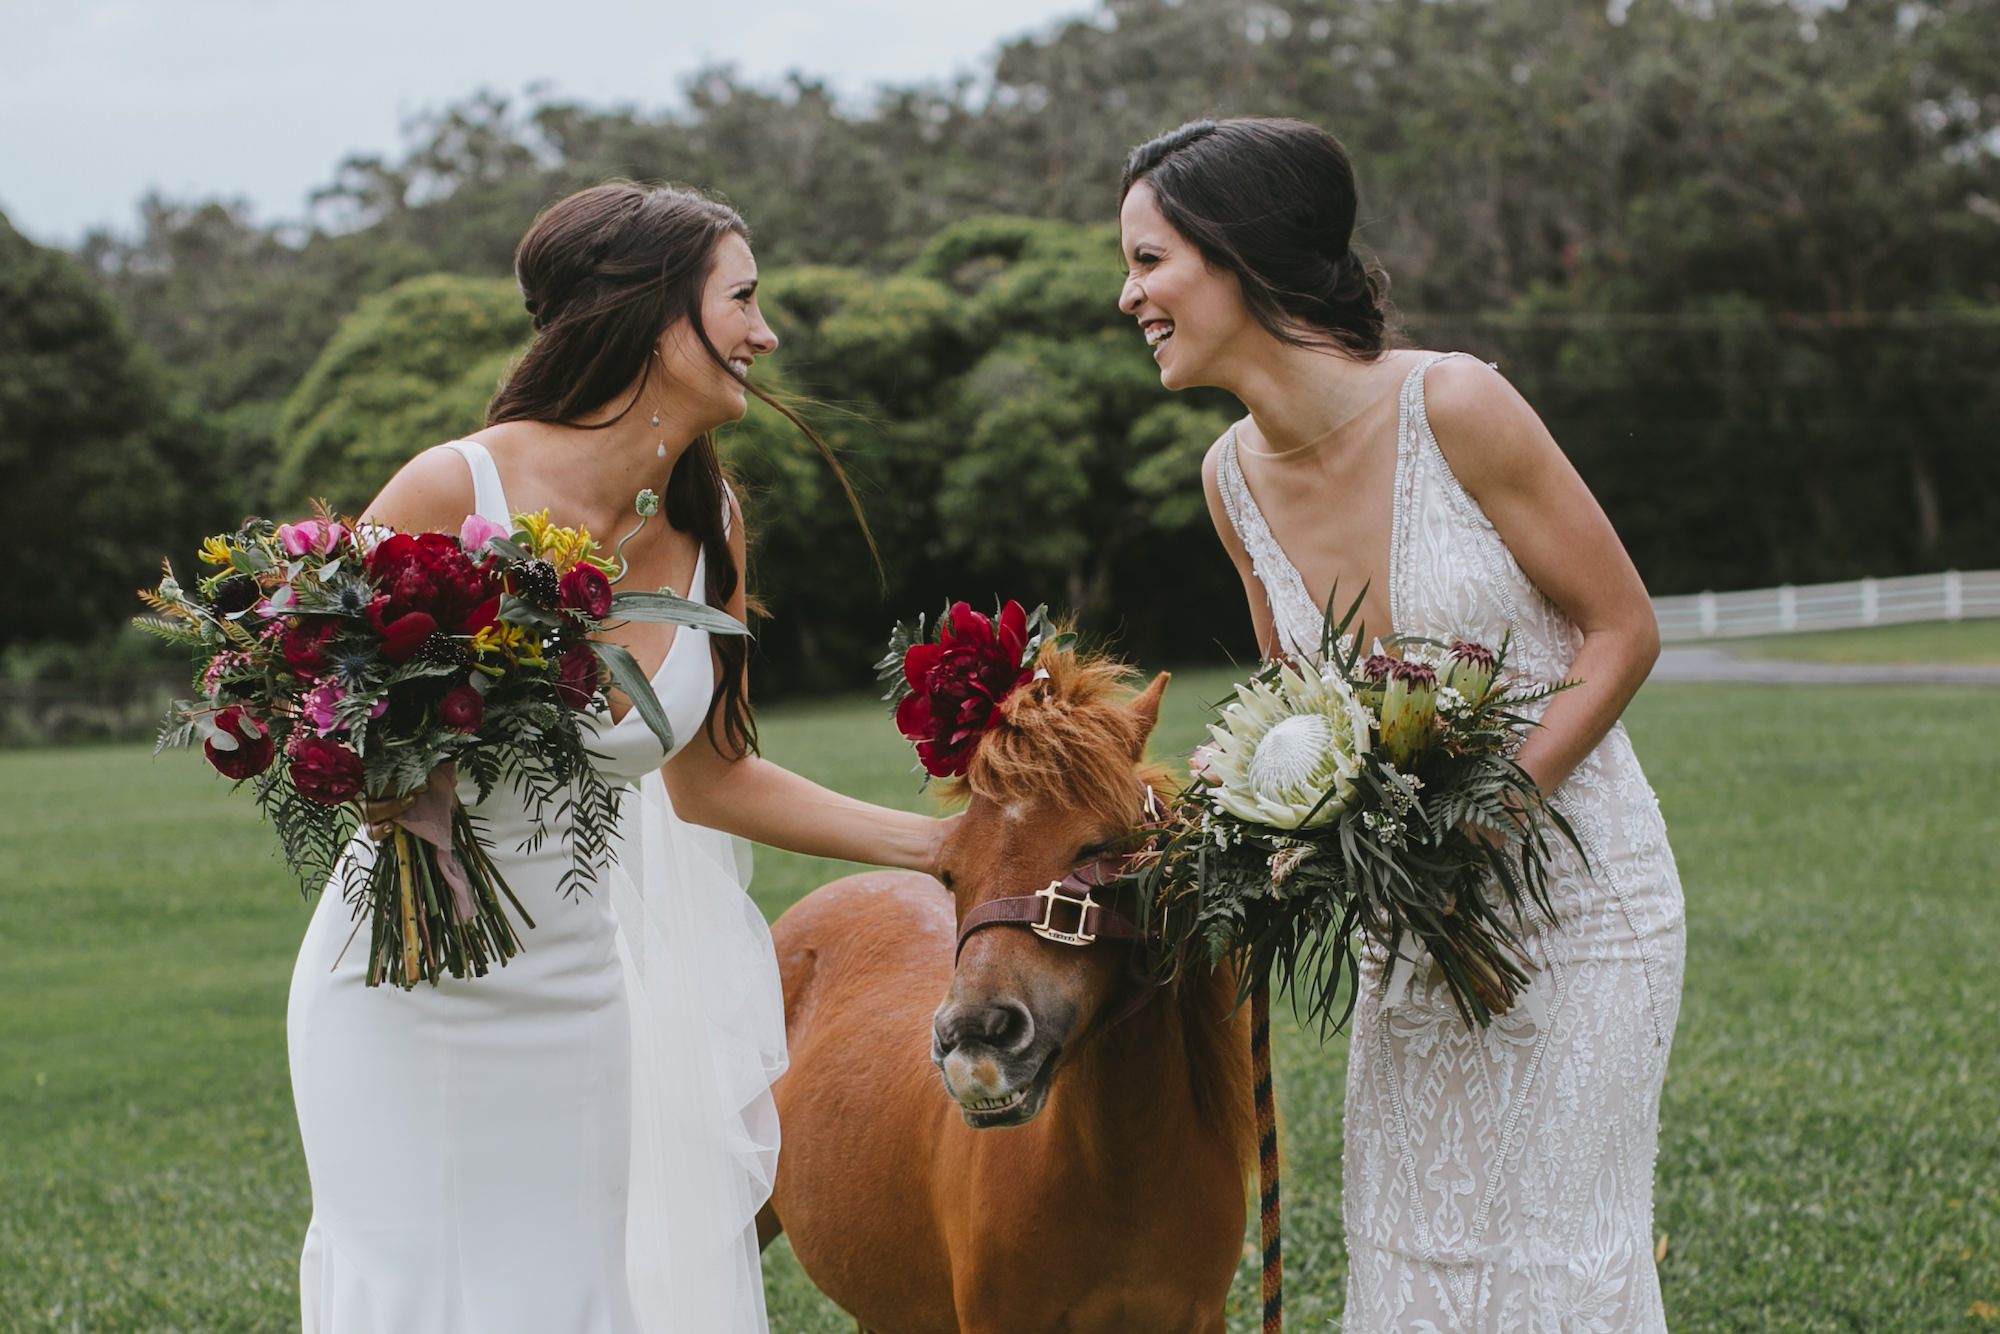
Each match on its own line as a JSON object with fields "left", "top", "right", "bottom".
{"left": 384, "top": 763, "right": 476, "bottom": 922}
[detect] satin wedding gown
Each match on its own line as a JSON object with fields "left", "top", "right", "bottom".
{"left": 1215, "top": 354, "right": 1686, "bottom": 1332}
{"left": 287, "top": 440, "right": 786, "bottom": 1333}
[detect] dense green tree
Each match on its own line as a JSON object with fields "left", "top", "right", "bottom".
{"left": 0, "top": 213, "right": 226, "bottom": 649}
{"left": 59, "top": 0, "right": 2000, "bottom": 675}
{"left": 270, "top": 274, "right": 529, "bottom": 511}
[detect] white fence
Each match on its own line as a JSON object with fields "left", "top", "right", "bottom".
{"left": 1654, "top": 570, "right": 2000, "bottom": 642}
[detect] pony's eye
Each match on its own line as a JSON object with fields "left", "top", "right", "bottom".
{"left": 939, "top": 870, "right": 955, "bottom": 888}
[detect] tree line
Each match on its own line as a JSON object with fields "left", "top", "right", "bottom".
{"left": 4, "top": 0, "right": 1996, "bottom": 694}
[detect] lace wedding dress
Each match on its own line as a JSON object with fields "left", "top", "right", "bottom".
{"left": 1216, "top": 354, "right": 1686, "bottom": 1332}
{"left": 287, "top": 440, "right": 786, "bottom": 1333}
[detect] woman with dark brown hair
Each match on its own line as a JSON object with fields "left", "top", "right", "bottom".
{"left": 1118, "top": 119, "right": 1685, "bottom": 1331}
{"left": 286, "top": 182, "right": 948, "bottom": 1334}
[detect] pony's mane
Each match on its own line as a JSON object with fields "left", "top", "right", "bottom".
{"left": 951, "top": 643, "right": 1169, "bottom": 829}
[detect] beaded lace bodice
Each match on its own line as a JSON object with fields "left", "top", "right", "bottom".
{"left": 1214, "top": 353, "right": 1686, "bottom": 1332}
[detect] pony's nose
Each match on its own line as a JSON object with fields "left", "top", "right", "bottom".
{"left": 931, "top": 999, "right": 1036, "bottom": 1061}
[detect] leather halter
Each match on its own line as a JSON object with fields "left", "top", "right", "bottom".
{"left": 954, "top": 860, "right": 1140, "bottom": 963}
{"left": 951, "top": 787, "right": 1166, "bottom": 965}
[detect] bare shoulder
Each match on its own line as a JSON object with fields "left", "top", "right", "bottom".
{"left": 360, "top": 444, "right": 477, "bottom": 533}
{"left": 1417, "top": 354, "right": 1560, "bottom": 495}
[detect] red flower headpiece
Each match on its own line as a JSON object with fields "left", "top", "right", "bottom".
{"left": 879, "top": 600, "right": 1064, "bottom": 779}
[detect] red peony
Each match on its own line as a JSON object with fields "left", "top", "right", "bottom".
{"left": 439, "top": 684, "right": 484, "bottom": 733}
{"left": 556, "top": 646, "right": 600, "bottom": 711}
{"left": 377, "top": 611, "right": 437, "bottom": 663}
{"left": 894, "top": 601, "right": 1033, "bottom": 778}
{"left": 558, "top": 565, "right": 612, "bottom": 620}
{"left": 282, "top": 619, "right": 339, "bottom": 675}
{"left": 367, "top": 531, "right": 500, "bottom": 636}
{"left": 204, "top": 706, "right": 275, "bottom": 780}
{"left": 289, "top": 735, "right": 366, "bottom": 805}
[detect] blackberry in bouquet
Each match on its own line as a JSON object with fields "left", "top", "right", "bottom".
{"left": 138, "top": 497, "right": 744, "bottom": 989}
{"left": 1132, "top": 592, "right": 1584, "bottom": 1032}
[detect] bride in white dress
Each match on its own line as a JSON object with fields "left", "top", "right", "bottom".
{"left": 287, "top": 183, "right": 950, "bottom": 1334}
{"left": 1118, "top": 120, "right": 1685, "bottom": 1331}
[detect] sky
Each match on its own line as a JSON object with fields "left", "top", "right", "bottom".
{"left": 0, "top": 0, "right": 1094, "bottom": 246}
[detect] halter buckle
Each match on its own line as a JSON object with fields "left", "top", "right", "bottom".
{"left": 1031, "top": 880, "right": 1099, "bottom": 946}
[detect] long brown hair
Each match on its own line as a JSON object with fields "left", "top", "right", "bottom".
{"left": 487, "top": 181, "right": 862, "bottom": 757}
{"left": 1123, "top": 119, "right": 1393, "bottom": 359}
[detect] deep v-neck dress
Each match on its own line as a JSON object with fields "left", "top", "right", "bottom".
{"left": 287, "top": 440, "right": 786, "bottom": 1334}
{"left": 1216, "top": 354, "right": 1686, "bottom": 1332}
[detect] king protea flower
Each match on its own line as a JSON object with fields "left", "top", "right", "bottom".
{"left": 1205, "top": 662, "right": 1374, "bottom": 829}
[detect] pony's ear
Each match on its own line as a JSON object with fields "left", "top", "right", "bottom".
{"left": 1129, "top": 671, "right": 1170, "bottom": 747}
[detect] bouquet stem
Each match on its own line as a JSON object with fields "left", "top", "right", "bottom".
{"left": 362, "top": 800, "right": 534, "bottom": 989}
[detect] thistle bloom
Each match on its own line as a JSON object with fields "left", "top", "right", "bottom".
{"left": 1205, "top": 662, "right": 1373, "bottom": 829}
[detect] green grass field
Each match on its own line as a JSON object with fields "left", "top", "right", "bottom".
{"left": 1728, "top": 617, "right": 2000, "bottom": 664}
{"left": 4, "top": 669, "right": 1998, "bottom": 1332}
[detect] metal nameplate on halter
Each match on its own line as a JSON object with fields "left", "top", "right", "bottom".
{"left": 1031, "top": 881, "right": 1098, "bottom": 946}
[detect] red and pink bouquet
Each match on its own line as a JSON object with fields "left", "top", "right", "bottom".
{"left": 139, "top": 500, "right": 744, "bottom": 988}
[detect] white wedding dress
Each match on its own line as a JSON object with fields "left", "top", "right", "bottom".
{"left": 287, "top": 440, "right": 786, "bottom": 1333}
{"left": 1216, "top": 354, "right": 1686, "bottom": 1332}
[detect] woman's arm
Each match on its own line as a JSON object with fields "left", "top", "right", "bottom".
{"left": 661, "top": 489, "right": 951, "bottom": 876}
{"left": 1202, "top": 436, "right": 1282, "bottom": 662}
{"left": 1421, "top": 357, "right": 1660, "bottom": 796}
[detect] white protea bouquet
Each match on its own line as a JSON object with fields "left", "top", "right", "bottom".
{"left": 1133, "top": 593, "right": 1583, "bottom": 1032}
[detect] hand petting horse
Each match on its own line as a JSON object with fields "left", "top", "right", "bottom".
{"left": 759, "top": 636, "right": 1255, "bottom": 1334}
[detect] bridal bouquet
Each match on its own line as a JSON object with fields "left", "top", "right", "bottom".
{"left": 1132, "top": 595, "right": 1583, "bottom": 1031}
{"left": 138, "top": 499, "right": 744, "bottom": 989}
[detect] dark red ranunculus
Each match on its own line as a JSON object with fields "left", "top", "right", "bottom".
{"left": 377, "top": 611, "right": 437, "bottom": 663}
{"left": 558, "top": 565, "right": 613, "bottom": 620}
{"left": 203, "top": 706, "right": 275, "bottom": 780}
{"left": 282, "top": 618, "right": 340, "bottom": 675}
{"left": 556, "top": 646, "right": 600, "bottom": 711}
{"left": 439, "top": 684, "right": 484, "bottom": 733}
{"left": 895, "top": 601, "right": 1034, "bottom": 778}
{"left": 289, "top": 735, "right": 366, "bottom": 805}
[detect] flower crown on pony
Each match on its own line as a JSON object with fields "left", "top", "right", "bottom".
{"left": 876, "top": 600, "right": 1074, "bottom": 779}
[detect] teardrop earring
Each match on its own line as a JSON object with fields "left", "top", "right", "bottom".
{"left": 652, "top": 412, "right": 665, "bottom": 459}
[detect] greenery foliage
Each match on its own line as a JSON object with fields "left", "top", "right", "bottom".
{"left": 4, "top": 0, "right": 1994, "bottom": 681}
{"left": 0, "top": 214, "right": 228, "bottom": 651}
{"left": 269, "top": 274, "right": 529, "bottom": 510}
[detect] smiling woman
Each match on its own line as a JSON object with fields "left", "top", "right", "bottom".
{"left": 1119, "top": 117, "right": 1685, "bottom": 1333}
{"left": 284, "top": 181, "right": 952, "bottom": 1334}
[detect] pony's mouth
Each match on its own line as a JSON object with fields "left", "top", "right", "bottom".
{"left": 953, "top": 1046, "right": 1060, "bottom": 1129}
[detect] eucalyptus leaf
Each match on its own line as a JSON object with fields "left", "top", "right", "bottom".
{"left": 484, "top": 536, "right": 534, "bottom": 563}
{"left": 607, "top": 590, "right": 748, "bottom": 637}
{"left": 591, "top": 640, "right": 675, "bottom": 752}
{"left": 498, "top": 594, "right": 563, "bottom": 628}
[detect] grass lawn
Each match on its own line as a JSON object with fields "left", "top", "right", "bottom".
{"left": 3, "top": 669, "right": 1997, "bottom": 1332}
{"left": 1720, "top": 616, "right": 2000, "bottom": 664}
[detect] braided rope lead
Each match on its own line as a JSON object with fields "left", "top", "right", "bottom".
{"left": 1253, "top": 979, "right": 1283, "bottom": 1334}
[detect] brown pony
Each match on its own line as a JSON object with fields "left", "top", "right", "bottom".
{"left": 759, "top": 648, "right": 1255, "bottom": 1334}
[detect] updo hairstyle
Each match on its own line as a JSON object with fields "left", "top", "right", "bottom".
{"left": 488, "top": 182, "right": 849, "bottom": 757}
{"left": 1122, "top": 118, "right": 1393, "bottom": 358}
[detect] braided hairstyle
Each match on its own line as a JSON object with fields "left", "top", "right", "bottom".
{"left": 1122, "top": 119, "right": 1393, "bottom": 359}
{"left": 489, "top": 182, "right": 854, "bottom": 758}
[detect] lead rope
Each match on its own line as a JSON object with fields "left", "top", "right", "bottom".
{"left": 1253, "top": 978, "right": 1283, "bottom": 1333}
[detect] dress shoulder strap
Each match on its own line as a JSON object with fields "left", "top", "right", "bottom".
{"left": 435, "top": 440, "right": 511, "bottom": 525}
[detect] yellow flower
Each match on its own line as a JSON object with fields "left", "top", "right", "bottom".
{"left": 472, "top": 622, "right": 548, "bottom": 668}
{"left": 513, "top": 510, "right": 601, "bottom": 573}
{"left": 198, "top": 535, "right": 235, "bottom": 566}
